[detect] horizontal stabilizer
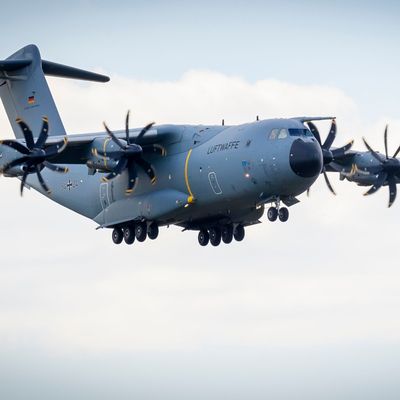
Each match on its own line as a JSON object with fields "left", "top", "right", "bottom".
{"left": 0, "top": 58, "right": 109, "bottom": 83}
{"left": 42, "top": 60, "right": 109, "bottom": 82}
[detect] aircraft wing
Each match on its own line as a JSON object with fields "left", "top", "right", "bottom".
{"left": 0, "top": 125, "right": 183, "bottom": 165}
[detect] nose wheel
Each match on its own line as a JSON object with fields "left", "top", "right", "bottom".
{"left": 278, "top": 207, "right": 289, "bottom": 222}
{"left": 267, "top": 199, "right": 289, "bottom": 222}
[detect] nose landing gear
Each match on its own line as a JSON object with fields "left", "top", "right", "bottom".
{"left": 267, "top": 199, "right": 289, "bottom": 222}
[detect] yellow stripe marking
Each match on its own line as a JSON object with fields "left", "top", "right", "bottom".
{"left": 103, "top": 137, "right": 111, "bottom": 168}
{"left": 184, "top": 148, "right": 195, "bottom": 201}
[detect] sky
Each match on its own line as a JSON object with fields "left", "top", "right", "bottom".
{"left": 1, "top": 1, "right": 400, "bottom": 399}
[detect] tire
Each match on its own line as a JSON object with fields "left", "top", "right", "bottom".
{"left": 209, "top": 227, "right": 222, "bottom": 247}
{"left": 198, "top": 229, "right": 209, "bottom": 246}
{"left": 233, "top": 225, "right": 245, "bottom": 242}
{"left": 123, "top": 226, "right": 135, "bottom": 245}
{"left": 147, "top": 223, "right": 159, "bottom": 240}
{"left": 221, "top": 225, "right": 233, "bottom": 244}
{"left": 267, "top": 207, "right": 278, "bottom": 222}
{"left": 278, "top": 207, "right": 289, "bottom": 222}
{"left": 135, "top": 222, "right": 147, "bottom": 242}
{"left": 112, "top": 227, "right": 123, "bottom": 244}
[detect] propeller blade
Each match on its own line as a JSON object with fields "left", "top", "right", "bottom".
{"left": 388, "top": 175, "right": 397, "bottom": 208}
{"left": 363, "top": 172, "right": 387, "bottom": 196}
{"left": 43, "top": 161, "right": 69, "bottom": 173}
{"left": 126, "top": 161, "right": 137, "bottom": 194}
{"left": 306, "top": 121, "right": 322, "bottom": 145}
{"left": 103, "top": 122, "right": 126, "bottom": 150}
{"left": 16, "top": 118, "right": 35, "bottom": 150}
{"left": 125, "top": 111, "right": 130, "bottom": 143}
{"left": 36, "top": 165, "right": 51, "bottom": 194}
{"left": 323, "top": 169, "right": 336, "bottom": 195}
{"left": 362, "top": 137, "right": 383, "bottom": 163}
{"left": 393, "top": 143, "right": 400, "bottom": 159}
{"left": 1, "top": 156, "right": 29, "bottom": 173}
{"left": 20, "top": 169, "right": 29, "bottom": 196}
{"left": 331, "top": 140, "right": 354, "bottom": 159}
{"left": 0, "top": 139, "right": 30, "bottom": 154}
{"left": 384, "top": 124, "right": 389, "bottom": 159}
{"left": 135, "top": 122, "right": 155, "bottom": 143}
{"left": 101, "top": 157, "right": 128, "bottom": 181}
{"left": 135, "top": 157, "right": 156, "bottom": 184}
{"left": 142, "top": 144, "right": 167, "bottom": 157}
{"left": 35, "top": 117, "right": 49, "bottom": 148}
{"left": 322, "top": 119, "right": 337, "bottom": 150}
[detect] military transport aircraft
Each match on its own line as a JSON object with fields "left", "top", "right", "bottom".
{"left": 0, "top": 45, "right": 397, "bottom": 247}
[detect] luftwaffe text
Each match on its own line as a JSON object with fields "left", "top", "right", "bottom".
{"left": 207, "top": 141, "right": 240, "bottom": 154}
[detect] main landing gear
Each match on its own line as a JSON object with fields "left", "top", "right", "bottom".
{"left": 267, "top": 200, "right": 289, "bottom": 223}
{"left": 111, "top": 222, "right": 159, "bottom": 245}
{"left": 198, "top": 224, "right": 245, "bottom": 247}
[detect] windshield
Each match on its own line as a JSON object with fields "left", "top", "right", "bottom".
{"left": 288, "top": 128, "right": 313, "bottom": 137}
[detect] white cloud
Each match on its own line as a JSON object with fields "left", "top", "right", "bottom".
{"left": 0, "top": 71, "right": 400, "bottom": 359}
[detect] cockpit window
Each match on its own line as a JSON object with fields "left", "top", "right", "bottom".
{"left": 288, "top": 128, "right": 313, "bottom": 137}
{"left": 269, "top": 128, "right": 279, "bottom": 140}
{"left": 278, "top": 128, "right": 288, "bottom": 139}
{"left": 269, "top": 128, "right": 288, "bottom": 140}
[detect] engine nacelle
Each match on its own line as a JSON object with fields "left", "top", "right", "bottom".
{"left": 87, "top": 137, "right": 122, "bottom": 172}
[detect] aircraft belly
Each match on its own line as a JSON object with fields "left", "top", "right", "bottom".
{"left": 94, "top": 189, "right": 189, "bottom": 227}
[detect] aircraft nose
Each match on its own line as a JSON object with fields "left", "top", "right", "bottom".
{"left": 289, "top": 139, "right": 322, "bottom": 178}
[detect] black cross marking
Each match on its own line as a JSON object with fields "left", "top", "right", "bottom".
{"left": 64, "top": 179, "right": 78, "bottom": 191}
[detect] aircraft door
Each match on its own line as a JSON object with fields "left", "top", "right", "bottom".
{"left": 99, "top": 182, "right": 110, "bottom": 210}
{"left": 208, "top": 172, "right": 222, "bottom": 195}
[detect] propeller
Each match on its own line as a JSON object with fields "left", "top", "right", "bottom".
{"left": 362, "top": 125, "right": 400, "bottom": 207}
{"left": 0, "top": 117, "right": 68, "bottom": 195}
{"left": 100, "top": 111, "right": 164, "bottom": 194}
{"left": 307, "top": 119, "right": 354, "bottom": 195}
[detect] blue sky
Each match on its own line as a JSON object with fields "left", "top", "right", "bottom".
{"left": 2, "top": 0, "right": 400, "bottom": 119}
{"left": 1, "top": 1, "right": 400, "bottom": 399}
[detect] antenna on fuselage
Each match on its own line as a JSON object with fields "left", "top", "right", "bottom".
{"left": 222, "top": 119, "right": 225, "bottom": 126}
{"left": 256, "top": 115, "right": 259, "bottom": 121}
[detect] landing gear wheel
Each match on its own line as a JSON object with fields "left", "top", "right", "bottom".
{"left": 147, "top": 223, "right": 159, "bottom": 240}
{"left": 112, "top": 227, "right": 123, "bottom": 244}
{"left": 123, "top": 226, "right": 135, "bottom": 245}
{"left": 209, "top": 227, "right": 222, "bottom": 247}
{"left": 221, "top": 225, "right": 233, "bottom": 244}
{"left": 198, "top": 229, "right": 209, "bottom": 246}
{"left": 135, "top": 222, "right": 147, "bottom": 242}
{"left": 267, "top": 207, "right": 278, "bottom": 222}
{"left": 278, "top": 207, "right": 289, "bottom": 222}
{"left": 233, "top": 225, "right": 245, "bottom": 242}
